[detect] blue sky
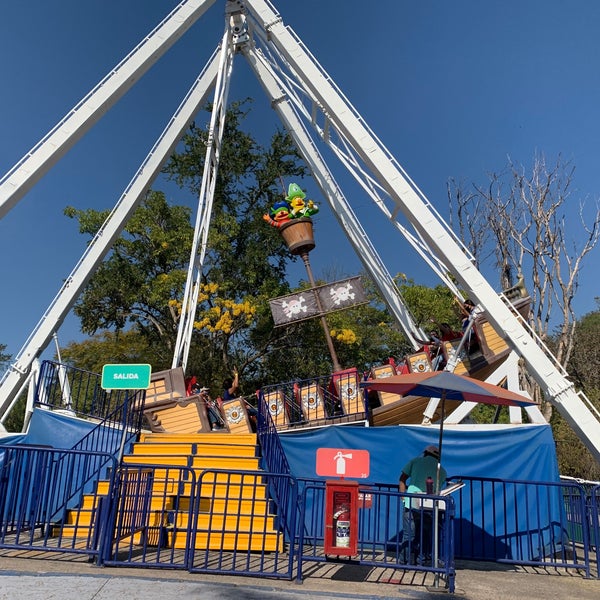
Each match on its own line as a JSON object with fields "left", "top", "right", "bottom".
{"left": 1, "top": 0, "right": 599, "bottom": 359}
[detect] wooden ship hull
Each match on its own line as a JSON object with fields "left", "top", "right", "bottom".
{"left": 370, "top": 293, "right": 532, "bottom": 426}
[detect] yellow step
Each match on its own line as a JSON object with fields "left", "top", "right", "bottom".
{"left": 131, "top": 442, "right": 257, "bottom": 457}
{"left": 154, "top": 481, "right": 267, "bottom": 499}
{"left": 148, "top": 511, "right": 276, "bottom": 530}
{"left": 96, "top": 472, "right": 266, "bottom": 497}
{"left": 122, "top": 455, "right": 260, "bottom": 470}
{"left": 122, "top": 455, "right": 190, "bottom": 467}
{"left": 170, "top": 530, "right": 283, "bottom": 552}
{"left": 80, "top": 493, "right": 176, "bottom": 511}
{"left": 183, "top": 496, "right": 269, "bottom": 513}
{"left": 189, "top": 455, "right": 260, "bottom": 470}
{"left": 139, "top": 432, "right": 257, "bottom": 446}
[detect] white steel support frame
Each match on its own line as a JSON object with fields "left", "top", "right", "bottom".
{"left": 243, "top": 44, "right": 427, "bottom": 349}
{"left": 171, "top": 22, "right": 236, "bottom": 369}
{"left": 0, "top": 0, "right": 598, "bottom": 463}
{"left": 240, "top": 0, "right": 600, "bottom": 461}
{"left": 0, "top": 51, "right": 220, "bottom": 422}
{"left": 0, "top": 0, "right": 218, "bottom": 220}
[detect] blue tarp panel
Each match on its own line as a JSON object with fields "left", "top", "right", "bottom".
{"left": 0, "top": 433, "right": 27, "bottom": 447}
{"left": 26, "top": 408, "right": 97, "bottom": 449}
{"left": 280, "top": 423, "right": 561, "bottom": 560}
{"left": 279, "top": 424, "right": 559, "bottom": 484}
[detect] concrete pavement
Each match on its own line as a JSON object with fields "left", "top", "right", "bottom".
{"left": 0, "top": 555, "right": 599, "bottom": 599}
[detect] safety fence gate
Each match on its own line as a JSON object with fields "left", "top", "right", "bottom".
{"left": 1, "top": 444, "right": 598, "bottom": 588}
{"left": 0, "top": 445, "right": 117, "bottom": 560}
{"left": 100, "top": 465, "right": 298, "bottom": 579}
{"left": 296, "top": 479, "right": 457, "bottom": 592}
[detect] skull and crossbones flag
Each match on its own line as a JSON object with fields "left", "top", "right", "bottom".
{"left": 269, "top": 276, "right": 367, "bottom": 326}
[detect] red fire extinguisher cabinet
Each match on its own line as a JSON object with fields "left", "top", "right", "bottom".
{"left": 324, "top": 480, "right": 359, "bottom": 556}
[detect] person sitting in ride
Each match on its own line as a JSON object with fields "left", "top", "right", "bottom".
{"left": 439, "top": 322, "right": 461, "bottom": 341}
{"left": 223, "top": 367, "right": 258, "bottom": 432}
{"left": 186, "top": 375, "right": 225, "bottom": 431}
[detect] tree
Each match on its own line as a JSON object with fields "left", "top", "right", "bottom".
{"left": 553, "top": 301, "right": 600, "bottom": 480}
{"left": 448, "top": 154, "right": 600, "bottom": 419}
{"left": 0, "top": 343, "right": 10, "bottom": 375}
{"left": 66, "top": 101, "right": 310, "bottom": 393}
{"left": 65, "top": 190, "right": 194, "bottom": 366}
{"left": 396, "top": 277, "right": 463, "bottom": 334}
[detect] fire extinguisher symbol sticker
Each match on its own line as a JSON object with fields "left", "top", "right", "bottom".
{"left": 334, "top": 451, "right": 353, "bottom": 476}
{"left": 336, "top": 518, "right": 350, "bottom": 547}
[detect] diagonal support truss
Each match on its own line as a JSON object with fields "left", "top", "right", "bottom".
{"left": 172, "top": 20, "right": 237, "bottom": 369}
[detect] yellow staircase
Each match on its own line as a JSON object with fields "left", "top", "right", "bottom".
{"left": 55, "top": 432, "right": 283, "bottom": 552}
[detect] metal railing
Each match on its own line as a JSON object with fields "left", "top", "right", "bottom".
{"left": 101, "top": 463, "right": 297, "bottom": 579}
{"left": 260, "top": 371, "right": 368, "bottom": 431}
{"left": 1, "top": 441, "right": 598, "bottom": 586}
{"left": 589, "top": 484, "right": 600, "bottom": 575}
{"left": 36, "top": 360, "right": 145, "bottom": 423}
{"left": 451, "top": 476, "right": 591, "bottom": 576}
{"left": 296, "top": 479, "right": 456, "bottom": 592}
{"left": 0, "top": 445, "right": 117, "bottom": 559}
{"left": 256, "top": 390, "right": 298, "bottom": 543}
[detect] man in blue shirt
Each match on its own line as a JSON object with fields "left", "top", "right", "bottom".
{"left": 398, "top": 445, "right": 447, "bottom": 564}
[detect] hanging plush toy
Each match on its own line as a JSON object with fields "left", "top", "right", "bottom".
{"left": 263, "top": 182, "right": 318, "bottom": 227}
{"left": 263, "top": 200, "right": 291, "bottom": 228}
{"left": 286, "top": 182, "right": 319, "bottom": 218}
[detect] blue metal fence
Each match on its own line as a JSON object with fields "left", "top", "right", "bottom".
{"left": 590, "top": 485, "right": 600, "bottom": 575}
{"left": 451, "top": 475, "right": 591, "bottom": 576}
{"left": 102, "top": 464, "right": 197, "bottom": 569}
{"left": 101, "top": 463, "right": 297, "bottom": 579}
{"left": 296, "top": 479, "right": 457, "bottom": 592}
{"left": 0, "top": 445, "right": 117, "bottom": 559}
{"left": 1, "top": 442, "right": 598, "bottom": 585}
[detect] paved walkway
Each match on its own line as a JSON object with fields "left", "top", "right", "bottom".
{"left": 1, "top": 556, "right": 600, "bottom": 599}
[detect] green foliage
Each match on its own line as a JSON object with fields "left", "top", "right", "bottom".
{"left": 553, "top": 302, "right": 600, "bottom": 480}
{"left": 64, "top": 100, "right": 311, "bottom": 394}
{"left": 59, "top": 330, "right": 166, "bottom": 375}
{"left": 2, "top": 395, "right": 25, "bottom": 433}
{"left": 65, "top": 190, "right": 193, "bottom": 357}
{"left": 397, "top": 277, "right": 463, "bottom": 332}
{"left": 567, "top": 304, "right": 600, "bottom": 400}
{"left": 0, "top": 343, "right": 10, "bottom": 374}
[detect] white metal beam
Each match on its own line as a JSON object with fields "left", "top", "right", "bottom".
{"left": 243, "top": 0, "right": 600, "bottom": 462}
{"left": 0, "top": 0, "right": 217, "bottom": 220}
{"left": 0, "top": 52, "right": 220, "bottom": 422}
{"left": 172, "top": 23, "right": 236, "bottom": 370}
{"left": 243, "top": 44, "right": 426, "bottom": 348}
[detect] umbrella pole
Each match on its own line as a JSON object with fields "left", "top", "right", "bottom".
{"left": 432, "top": 392, "right": 446, "bottom": 589}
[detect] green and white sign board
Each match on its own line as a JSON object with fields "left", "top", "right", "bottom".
{"left": 101, "top": 363, "right": 152, "bottom": 390}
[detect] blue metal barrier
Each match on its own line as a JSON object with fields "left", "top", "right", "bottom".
{"left": 591, "top": 485, "right": 600, "bottom": 576}
{"left": 102, "top": 464, "right": 197, "bottom": 569}
{"left": 0, "top": 445, "right": 116, "bottom": 559}
{"left": 190, "top": 469, "right": 297, "bottom": 579}
{"left": 100, "top": 463, "right": 297, "bottom": 579}
{"left": 296, "top": 479, "right": 456, "bottom": 592}
{"left": 451, "top": 476, "right": 590, "bottom": 576}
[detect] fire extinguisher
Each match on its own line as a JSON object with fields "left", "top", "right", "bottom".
{"left": 333, "top": 501, "right": 350, "bottom": 548}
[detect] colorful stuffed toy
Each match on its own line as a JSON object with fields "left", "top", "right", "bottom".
{"left": 262, "top": 200, "right": 291, "bottom": 228}
{"left": 263, "top": 183, "right": 318, "bottom": 227}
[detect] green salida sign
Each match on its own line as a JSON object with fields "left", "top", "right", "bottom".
{"left": 101, "top": 363, "right": 152, "bottom": 390}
